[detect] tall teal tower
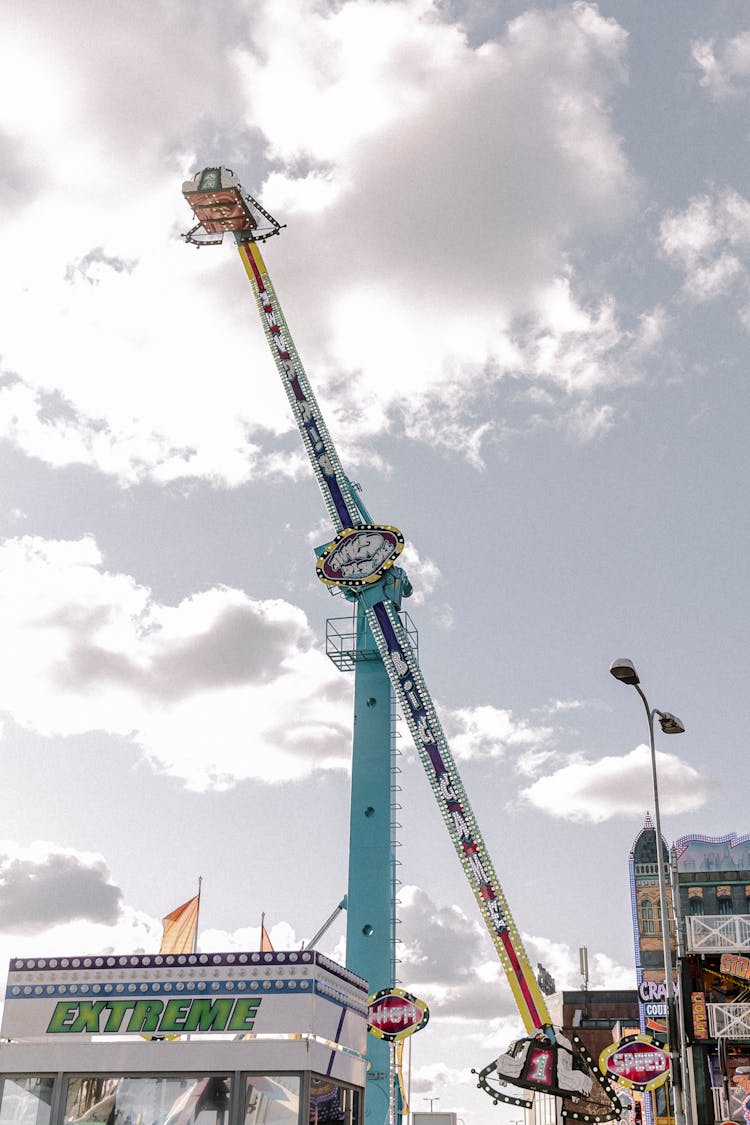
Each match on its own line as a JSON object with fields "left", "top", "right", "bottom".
{"left": 326, "top": 602, "right": 400, "bottom": 1123}
{"left": 325, "top": 547, "right": 414, "bottom": 1123}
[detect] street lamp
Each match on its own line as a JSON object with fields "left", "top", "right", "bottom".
{"left": 423, "top": 1098, "right": 440, "bottom": 1113}
{"left": 610, "top": 658, "right": 687, "bottom": 1125}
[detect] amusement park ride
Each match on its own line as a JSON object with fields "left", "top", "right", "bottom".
{"left": 181, "top": 168, "right": 622, "bottom": 1125}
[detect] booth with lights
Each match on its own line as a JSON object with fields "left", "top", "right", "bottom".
{"left": 0, "top": 951, "right": 367, "bottom": 1125}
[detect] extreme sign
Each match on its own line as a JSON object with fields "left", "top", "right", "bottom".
{"left": 46, "top": 996, "right": 260, "bottom": 1035}
{"left": 367, "top": 987, "right": 429, "bottom": 1042}
{"left": 599, "top": 1034, "right": 669, "bottom": 1092}
{"left": 1, "top": 950, "right": 368, "bottom": 1049}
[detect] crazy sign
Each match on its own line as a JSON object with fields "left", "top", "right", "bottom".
{"left": 599, "top": 1034, "right": 669, "bottom": 1092}
{"left": 367, "top": 987, "right": 429, "bottom": 1042}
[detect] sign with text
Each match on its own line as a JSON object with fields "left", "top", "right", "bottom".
{"left": 599, "top": 1034, "right": 670, "bottom": 1092}
{"left": 691, "top": 991, "right": 709, "bottom": 1039}
{"left": 2, "top": 950, "right": 368, "bottom": 1051}
{"left": 720, "top": 953, "right": 750, "bottom": 982}
{"left": 367, "top": 987, "right": 429, "bottom": 1042}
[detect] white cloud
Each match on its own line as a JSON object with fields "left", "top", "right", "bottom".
{"left": 398, "top": 542, "right": 442, "bottom": 606}
{"left": 523, "top": 281, "right": 622, "bottom": 395}
{"left": 442, "top": 703, "right": 553, "bottom": 762}
{"left": 543, "top": 697, "right": 588, "bottom": 714}
{"left": 0, "top": 535, "right": 351, "bottom": 789}
{"left": 0, "top": 1, "right": 640, "bottom": 483}
{"left": 659, "top": 188, "right": 750, "bottom": 314}
{"left": 199, "top": 920, "right": 302, "bottom": 955}
{"left": 397, "top": 885, "right": 525, "bottom": 1020}
{"left": 524, "top": 933, "right": 633, "bottom": 992}
{"left": 0, "top": 907, "right": 159, "bottom": 966}
{"left": 521, "top": 744, "right": 711, "bottom": 823}
{"left": 692, "top": 30, "right": 750, "bottom": 100}
{"left": 396, "top": 884, "right": 634, "bottom": 1030}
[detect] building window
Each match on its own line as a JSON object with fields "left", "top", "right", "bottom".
{"left": 641, "top": 899, "right": 655, "bottom": 934}
{"left": 688, "top": 887, "right": 704, "bottom": 916}
{"left": 717, "top": 886, "right": 733, "bottom": 916}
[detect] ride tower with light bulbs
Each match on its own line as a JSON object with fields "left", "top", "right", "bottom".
{"left": 181, "top": 167, "right": 622, "bottom": 1125}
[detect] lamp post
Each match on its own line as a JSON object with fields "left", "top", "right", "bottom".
{"left": 610, "top": 658, "right": 687, "bottom": 1125}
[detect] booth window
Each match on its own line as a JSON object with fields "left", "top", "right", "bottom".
{"left": 308, "top": 1078, "right": 360, "bottom": 1125}
{"left": 64, "top": 1075, "right": 231, "bottom": 1125}
{"left": 0, "top": 1075, "right": 54, "bottom": 1125}
{"left": 243, "top": 1076, "right": 300, "bottom": 1125}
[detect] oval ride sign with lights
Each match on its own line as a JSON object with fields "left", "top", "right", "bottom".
{"left": 316, "top": 525, "right": 404, "bottom": 589}
{"left": 599, "top": 1034, "right": 669, "bottom": 1091}
{"left": 367, "top": 987, "right": 429, "bottom": 1042}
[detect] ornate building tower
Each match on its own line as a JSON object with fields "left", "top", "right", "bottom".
{"left": 629, "top": 813, "right": 676, "bottom": 1037}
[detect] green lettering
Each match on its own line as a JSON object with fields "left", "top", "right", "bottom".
{"left": 70, "top": 1001, "right": 107, "bottom": 1033}
{"left": 159, "top": 999, "right": 192, "bottom": 1033}
{"left": 227, "top": 998, "right": 261, "bottom": 1032}
{"left": 47, "top": 1003, "right": 79, "bottom": 1033}
{"left": 102, "top": 1001, "right": 136, "bottom": 1032}
{"left": 126, "top": 1000, "right": 164, "bottom": 1033}
{"left": 182, "top": 998, "right": 233, "bottom": 1033}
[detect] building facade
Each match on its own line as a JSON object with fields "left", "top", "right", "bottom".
{"left": 629, "top": 815, "right": 677, "bottom": 1125}
{"left": 674, "top": 831, "right": 750, "bottom": 1124}
{"left": 630, "top": 823, "right": 750, "bottom": 1123}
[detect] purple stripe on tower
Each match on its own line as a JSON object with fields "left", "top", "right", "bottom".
{"left": 328, "top": 478, "right": 355, "bottom": 527}
{"left": 326, "top": 1005, "right": 348, "bottom": 1075}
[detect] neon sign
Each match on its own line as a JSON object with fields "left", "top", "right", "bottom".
{"left": 367, "top": 987, "right": 429, "bottom": 1042}
{"left": 600, "top": 1035, "right": 669, "bottom": 1091}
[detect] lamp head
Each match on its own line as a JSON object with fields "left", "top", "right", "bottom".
{"left": 657, "top": 711, "right": 685, "bottom": 735}
{"left": 609, "top": 658, "right": 640, "bottom": 686}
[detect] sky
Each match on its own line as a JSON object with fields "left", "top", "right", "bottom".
{"left": 0, "top": 0, "right": 749, "bottom": 1120}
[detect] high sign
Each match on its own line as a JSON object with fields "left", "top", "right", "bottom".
{"left": 1, "top": 950, "right": 368, "bottom": 1052}
{"left": 367, "top": 987, "right": 429, "bottom": 1042}
{"left": 599, "top": 1034, "right": 670, "bottom": 1092}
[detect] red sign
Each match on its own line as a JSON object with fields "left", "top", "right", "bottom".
{"left": 367, "top": 987, "right": 429, "bottom": 1042}
{"left": 600, "top": 1034, "right": 669, "bottom": 1091}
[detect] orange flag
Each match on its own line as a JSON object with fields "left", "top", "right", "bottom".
{"left": 160, "top": 893, "right": 200, "bottom": 955}
{"left": 261, "top": 912, "right": 274, "bottom": 952}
